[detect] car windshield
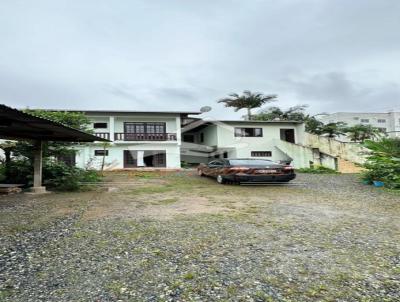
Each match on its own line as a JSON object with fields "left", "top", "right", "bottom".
{"left": 229, "top": 159, "right": 276, "bottom": 166}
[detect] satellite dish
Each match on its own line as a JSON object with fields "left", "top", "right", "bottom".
{"left": 200, "top": 106, "right": 212, "bottom": 113}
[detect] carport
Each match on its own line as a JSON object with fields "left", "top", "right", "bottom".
{"left": 0, "top": 104, "right": 108, "bottom": 193}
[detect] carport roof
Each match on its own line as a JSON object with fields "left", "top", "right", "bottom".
{"left": 0, "top": 104, "right": 108, "bottom": 142}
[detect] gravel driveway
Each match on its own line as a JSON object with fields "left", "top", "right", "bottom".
{"left": 0, "top": 172, "right": 399, "bottom": 301}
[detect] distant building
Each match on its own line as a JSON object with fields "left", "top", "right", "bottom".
{"left": 318, "top": 111, "right": 400, "bottom": 138}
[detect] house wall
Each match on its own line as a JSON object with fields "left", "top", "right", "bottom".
{"left": 304, "top": 133, "right": 366, "bottom": 164}
{"left": 214, "top": 122, "right": 305, "bottom": 163}
{"left": 75, "top": 143, "right": 181, "bottom": 170}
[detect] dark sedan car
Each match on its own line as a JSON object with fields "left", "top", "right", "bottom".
{"left": 197, "top": 158, "right": 296, "bottom": 184}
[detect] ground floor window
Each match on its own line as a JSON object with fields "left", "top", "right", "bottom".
{"left": 251, "top": 151, "right": 272, "bottom": 157}
{"left": 94, "top": 150, "right": 109, "bottom": 156}
{"left": 124, "top": 150, "right": 166, "bottom": 168}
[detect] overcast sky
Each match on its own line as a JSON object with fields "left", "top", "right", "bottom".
{"left": 1, "top": 0, "right": 399, "bottom": 118}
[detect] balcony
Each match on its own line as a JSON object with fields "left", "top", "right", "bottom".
{"left": 94, "top": 132, "right": 110, "bottom": 140}
{"left": 114, "top": 132, "right": 177, "bottom": 141}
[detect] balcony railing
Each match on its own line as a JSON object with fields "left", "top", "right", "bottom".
{"left": 114, "top": 132, "right": 177, "bottom": 141}
{"left": 94, "top": 132, "right": 110, "bottom": 140}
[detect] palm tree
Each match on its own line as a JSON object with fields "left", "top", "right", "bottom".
{"left": 218, "top": 90, "right": 277, "bottom": 120}
{"left": 344, "top": 124, "right": 381, "bottom": 142}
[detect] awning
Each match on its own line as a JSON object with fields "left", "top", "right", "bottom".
{"left": 0, "top": 104, "right": 108, "bottom": 142}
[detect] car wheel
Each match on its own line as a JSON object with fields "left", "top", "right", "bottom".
{"left": 216, "top": 175, "right": 226, "bottom": 184}
{"left": 197, "top": 169, "right": 204, "bottom": 177}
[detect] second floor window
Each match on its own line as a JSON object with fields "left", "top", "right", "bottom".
{"left": 124, "top": 122, "right": 166, "bottom": 133}
{"left": 93, "top": 122, "right": 108, "bottom": 129}
{"left": 377, "top": 119, "right": 386, "bottom": 123}
{"left": 234, "top": 127, "right": 263, "bottom": 137}
{"left": 360, "top": 119, "right": 369, "bottom": 123}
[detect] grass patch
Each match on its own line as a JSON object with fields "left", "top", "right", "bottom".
{"left": 297, "top": 166, "right": 339, "bottom": 174}
{"left": 151, "top": 198, "right": 179, "bottom": 205}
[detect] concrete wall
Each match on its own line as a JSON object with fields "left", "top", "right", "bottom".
{"left": 304, "top": 133, "right": 367, "bottom": 164}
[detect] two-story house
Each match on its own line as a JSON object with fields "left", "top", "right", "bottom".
{"left": 56, "top": 109, "right": 335, "bottom": 170}
{"left": 72, "top": 110, "right": 200, "bottom": 170}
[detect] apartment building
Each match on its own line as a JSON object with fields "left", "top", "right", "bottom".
{"left": 318, "top": 111, "right": 400, "bottom": 138}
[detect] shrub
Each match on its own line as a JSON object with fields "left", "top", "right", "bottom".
{"left": 43, "top": 160, "right": 101, "bottom": 191}
{"left": 0, "top": 158, "right": 101, "bottom": 191}
{"left": 0, "top": 164, "right": 6, "bottom": 182}
{"left": 297, "top": 166, "right": 339, "bottom": 174}
{"left": 362, "top": 138, "right": 400, "bottom": 189}
{"left": 2, "top": 159, "right": 33, "bottom": 185}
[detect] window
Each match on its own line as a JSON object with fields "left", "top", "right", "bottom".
{"left": 208, "top": 160, "right": 223, "bottom": 167}
{"left": 234, "top": 127, "right": 263, "bottom": 137}
{"left": 94, "top": 150, "right": 108, "bottom": 156}
{"left": 353, "top": 117, "right": 359, "bottom": 120}
{"left": 93, "top": 122, "right": 108, "bottom": 129}
{"left": 377, "top": 119, "right": 386, "bottom": 123}
{"left": 251, "top": 151, "right": 272, "bottom": 157}
{"left": 377, "top": 128, "right": 387, "bottom": 133}
{"left": 229, "top": 159, "right": 274, "bottom": 166}
{"left": 124, "top": 122, "right": 166, "bottom": 134}
{"left": 223, "top": 152, "right": 228, "bottom": 158}
{"left": 200, "top": 133, "right": 204, "bottom": 143}
{"left": 360, "top": 119, "right": 369, "bottom": 123}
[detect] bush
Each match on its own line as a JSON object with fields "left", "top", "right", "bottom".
{"left": 362, "top": 138, "right": 400, "bottom": 189}
{"left": 297, "top": 166, "right": 339, "bottom": 174}
{"left": 0, "top": 158, "right": 101, "bottom": 191}
{"left": 43, "top": 160, "right": 101, "bottom": 191}
{"left": 2, "top": 159, "right": 33, "bottom": 185}
{"left": 0, "top": 164, "right": 6, "bottom": 182}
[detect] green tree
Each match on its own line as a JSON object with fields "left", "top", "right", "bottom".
{"left": 319, "top": 122, "right": 347, "bottom": 138}
{"left": 344, "top": 124, "right": 381, "bottom": 142}
{"left": 253, "top": 105, "right": 307, "bottom": 121}
{"left": 218, "top": 90, "right": 277, "bottom": 120}
{"left": 304, "top": 116, "right": 324, "bottom": 135}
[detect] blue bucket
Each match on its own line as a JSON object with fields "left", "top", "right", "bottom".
{"left": 373, "top": 181, "right": 384, "bottom": 187}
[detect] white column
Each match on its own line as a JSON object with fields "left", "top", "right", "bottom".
{"left": 30, "top": 140, "right": 47, "bottom": 193}
{"left": 176, "top": 116, "right": 181, "bottom": 145}
{"left": 109, "top": 116, "right": 115, "bottom": 141}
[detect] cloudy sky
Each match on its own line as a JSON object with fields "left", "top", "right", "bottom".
{"left": 1, "top": 0, "right": 399, "bottom": 118}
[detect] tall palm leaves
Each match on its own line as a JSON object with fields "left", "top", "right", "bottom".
{"left": 218, "top": 90, "right": 277, "bottom": 120}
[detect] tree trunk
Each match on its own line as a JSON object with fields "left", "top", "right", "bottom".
{"left": 247, "top": 108, "right": 251, "bottom": 120}
{"left": 4, "top": 148, "right": 11, "bottom": 179}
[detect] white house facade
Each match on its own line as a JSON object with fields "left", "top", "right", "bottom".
{"left": 180, "top": 119, "right": 315, "bottom": 168}
{"left": 72, "top": 110, "right": 200, "bottom": 170}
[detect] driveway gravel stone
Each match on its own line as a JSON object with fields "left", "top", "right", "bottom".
{"left": 0, "top": 172, "right": 399, "bottom": 301}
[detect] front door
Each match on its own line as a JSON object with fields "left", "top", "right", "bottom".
{"left": 124, "top": 150, "right": 138, "bottom": 168}
{"left": 123, "top": 150, "right": 166, "bottom": 168}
